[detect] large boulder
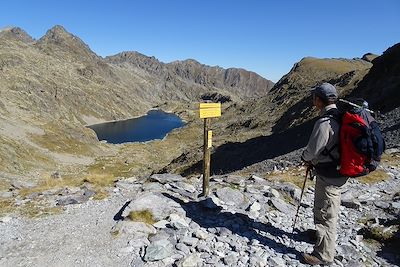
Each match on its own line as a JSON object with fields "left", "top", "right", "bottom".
{"left": 124, "top": 192, "right": 186, "bottom": 221}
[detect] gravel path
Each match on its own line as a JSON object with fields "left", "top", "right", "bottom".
{"left": 1, "top": 163, "right": 399, "bottom": 267}
{"left": 0, "top": 196, "right": 134, "bottom": 267}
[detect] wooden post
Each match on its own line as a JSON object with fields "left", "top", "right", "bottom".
{"left": 202, "top": 118, "right": 211, "bottom": 196}
{"left": 199, "top": 102, "right": 220, "bottom": 197}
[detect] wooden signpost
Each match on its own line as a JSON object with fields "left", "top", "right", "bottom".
{"left": 199, "top": 103, "right": 221, "bottom": 196}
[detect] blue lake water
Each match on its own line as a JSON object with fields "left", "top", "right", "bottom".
{"left": 87, "top": 110, "right": 185, "bottom": 144}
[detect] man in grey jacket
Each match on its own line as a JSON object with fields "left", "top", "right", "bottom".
{"left": 301, "top": 83, "right": 348, "bottom": 265}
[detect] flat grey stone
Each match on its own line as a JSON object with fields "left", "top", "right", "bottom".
{"left": 141, "top": 182, "right": 164, "bottom": 192}
{"left": 171, "top": 182, "right": 196, "bottom": 193}
{"left": 391, "top": 202, "right": 400, "bottom": 209}
{"left": 250, "top": 175, "right": 269, "bottom": 185}
{"left": 180, "top": 236, "right": 198, "bottom": 247}
{"left": 249, "top": 201, "right": 262, "bottom": 212}
{"left": 337, "top": 244, "right": 360, "bottom": 259}
{"left": 128, "top": 236, "right": 150, "bottom": 248}
{"left": 249, "top": 256, "right": 268, "bottom": 266}
{"left": 121, "top": 222, "right": 156, "bottom": 236}
{"left": 124, "top": 192, "right": 186, "bottom": 220}
{"left": 178, "top": 253, "right": 203, "bottom": 267}
{"left": 265, "top": 188, "right": 280, "bottom": 198}
{"left": 245, "top": 185, "right": 264, "bottom": 194}
{"left": 169, "top": 213, "right": 189, "bottom": 229}
{"left": 176, "top": 243, "right": 190, "bottom": 254}
{"left": 148, "top": 232, "right": 171, "bottom": 243}
{"left": 269, "top": 197, "right": 295, "bottom": 214}
{"left": 130, "top": 257, "right": 145, "bottom": 267}
{"left": 153, "top": 220, "right": 169, "bottom": 229}
{"left": 56, "top": 196, "right": 80, "bottom": 206}
{"left": 150, "top": 173, "right": 183, "bottom": 184}
{"left": 268, "top": 256, "right": 286, "bottom": 266}
{"left": 115, "top": 177, "right": 141, "bottom": 190}
{"left": 223, "top": 252, "right": 239, "bottom": 265}
{"left": 374, "top": 201, "right": 390, "bottom": 209}
{"left": 196, "top": 241, "right": 211, "bottom": 253}
{"left": 341, "top": 191, "right": 361, "bottom": 209}
{"left": 144, "top": 239, "right": 174, "bottom": 262}
{"left": 189, "top": 221, "right": 200, "bottom": 231}
{"left": 193, "top": 229, "right": 208, "bottom": 240}
{"left": 224, "top": 175, "right": 245, "bottom": 186}
{"left": 346, "top": 259, "right": 364, "bottom": 267}
{"left": 216, "top": 187, "right": 245, "bottom": 206}
{"left": 276, "top": 183, "right": 301, "bottom": 200}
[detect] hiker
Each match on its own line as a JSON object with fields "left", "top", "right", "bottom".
{"left": 300, "top": 82, "right": 348, "bottom": 265}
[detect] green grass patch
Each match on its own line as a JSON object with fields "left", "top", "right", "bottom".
{"left": 358, "top": 169, "right": 389, "bottom": 184}
{"left": 381, "top": 152, "right": 400, "bottom": 167}
{"left": 19, "top": 201, "right": 63, "bottom": 218}
{"left": 19, "top": 174, "right": 84, "bottom": 198}
{"left": 31, "top": 130, "right": 93, "bottom": 156}
{"left": 0, "top": 180, "right": 11, "bottom": 192}
{"left": 19, "top": 172, "right": 112, "bottom": 203}
{"left": 265, "top": 169, "right": 310, "bottom": 189}
{"left": 92, "top": 189, "right": 109, "bottom": 200}
{"left": 128, "top": 209, "right": 155, "bottom": 225}
{"left": 0, "top": 199, "right": 15, "bottom": 216}
{"left": 0, "top": 136, "right": 53, "bottom": 174}
{"left": 110, "top": 228, "right": 120, "bottom": 238}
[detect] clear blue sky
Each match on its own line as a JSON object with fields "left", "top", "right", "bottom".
{"left": 1, "top": 0, "right": 399, "bottom": 82}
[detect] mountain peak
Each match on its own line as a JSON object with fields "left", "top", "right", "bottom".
{"left": 36, "top": 25, "right": 98, "bottom": 60}
{"left": 47, "top": 25, "right": 69, "bottom": 36}
{"left": 362, "top": 53, "right": 379, "bottom": 63}
{"left": 0, "top": 26, "right": 34, "bottom": 43}
{"left": 40, "top": 25, "right": 78, "bottom": 43}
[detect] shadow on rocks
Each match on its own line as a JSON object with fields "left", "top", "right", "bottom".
{"left": 162, "top": 193, "right": 311, "bottom": 261}
{"left": 180, "top": 119, "right": 315, "bottom": 176}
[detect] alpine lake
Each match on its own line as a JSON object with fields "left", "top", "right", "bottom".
{"left": 87, "top": 110, "right": 185, "bottom": 144}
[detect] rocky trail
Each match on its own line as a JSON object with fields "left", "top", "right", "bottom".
{"left": 1, "top": 153, "right": 399, "bottom": 267}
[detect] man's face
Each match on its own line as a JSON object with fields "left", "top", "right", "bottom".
{"left": 312, "top": 94, "right": 324, "bottom": 110}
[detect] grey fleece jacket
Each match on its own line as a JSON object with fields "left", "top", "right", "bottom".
{"left": 301, "top": 104, "right": 340, "bottom": 165}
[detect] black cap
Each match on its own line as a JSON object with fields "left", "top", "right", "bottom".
{"left": 311, "top": 83, "right": 338, "bottom": 102}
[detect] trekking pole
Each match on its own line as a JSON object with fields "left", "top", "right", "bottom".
{"left": 292, "top": 166, "right": 311, "bottom": 233}
{"left": 338, "top": 99, "right": 374, "bottom": 114}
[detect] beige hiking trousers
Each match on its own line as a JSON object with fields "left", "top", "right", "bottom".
{"left": 313, "top": 174, "right": 348, "bottom": 262}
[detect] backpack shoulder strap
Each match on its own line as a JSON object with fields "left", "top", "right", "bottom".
{"left": 321, "top": 107, "right": 341, "bottom": 164}
{"left": 322, "top": 108, "right": 341, "bottom": 123}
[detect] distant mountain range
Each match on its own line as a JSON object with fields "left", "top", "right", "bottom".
{"left": 0, "top": 25, "right": 274, "bottom": 123}
{"left": 0, "top": 24, "right": 399, "bottom": 179}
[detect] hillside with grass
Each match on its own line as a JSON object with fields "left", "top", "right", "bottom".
{"left": 0, "top": 25, "right": 275, "bottom": 186}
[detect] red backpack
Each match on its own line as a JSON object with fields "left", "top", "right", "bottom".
{"left": 339, "top": 112, "right": 371, "bottom": 176}
{"left": 325, "top": 103, "right": 385, "bottom": 178}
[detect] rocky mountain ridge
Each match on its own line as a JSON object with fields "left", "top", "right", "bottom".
{"left": 106, "top": 51, "right": 274, "bottom": 98}
{"left": 350, "top": 43, "right": 400, "bottom": 112}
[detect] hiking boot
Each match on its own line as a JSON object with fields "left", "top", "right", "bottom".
{"left": 302, "top": 253, "right": 332, "bottom": 266}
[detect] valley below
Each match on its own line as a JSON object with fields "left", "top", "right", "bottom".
{"left": 0, "top": 25, "right": 399, "bottom": 266}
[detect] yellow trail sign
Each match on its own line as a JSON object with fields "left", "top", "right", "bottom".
{"left": 199, "top": 103, "right": 221, "bottom": 118}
